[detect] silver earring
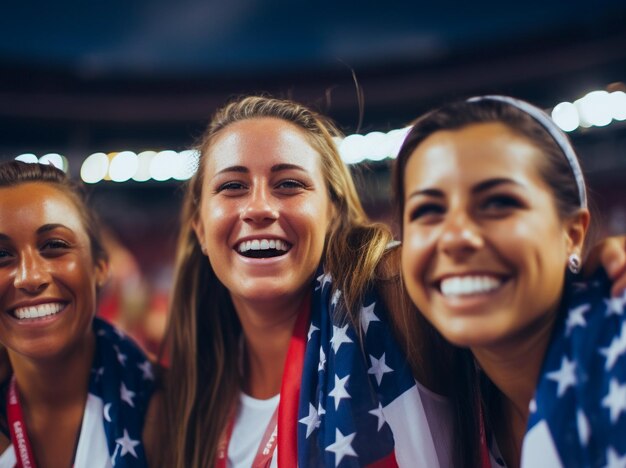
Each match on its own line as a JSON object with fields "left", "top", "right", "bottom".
{"left": 200, "top": 245, "right": 207, "bottom": 255}
{"left": 568, "top": 253, "right": 581, "bottom": 274}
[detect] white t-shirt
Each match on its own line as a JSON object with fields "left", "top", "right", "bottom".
{"left": 0, "top": 394, "right": 112, "bottom": 468}
{"left": 226, "top": 383, "right": 454, "bottom": 468}
{"left": 228, "top": 393, "right": 280, "bottom": 468}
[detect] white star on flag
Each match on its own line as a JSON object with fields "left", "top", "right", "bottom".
{"left": 602, "top": 379, "right": 626, "bottom": 424}
{"left": 113, "top": 345, "right": 127, "bottom": 366}
{"left": 120, "top": 382, "right": 136, "bottom": 408}
{"left": 368, "top": 353, "right": 394, "bottom": 385}
{"left": 326, "top": 428, "right": 357, "bottom": 467}
{"left": 600, "top": 322, "right": 626, "bottom": 371}
{"left": 577, "top": 409, "right": 591, "bottom": 447}
{"left": 93, "top": 367, "right": 105, "bottom": 382}
{"left": 316, "top": 272, "right": 332, "bottom": 291}
{"left": 330, "top": 324, "right": 353, "bottom": 354}
{"left": 317, "top": 400, "right": 326, "bottom": 417}
{"left": 299, "top": 403, "right": 321, "bottom": 438}
{"left": 604, "top": 446, "right": 626, "bottom": 468}
{"left": 369, "top": 403, "right": 386, "bottom": 431}
{"left": 318, "top": 346, "right": 327, "bottom": 372}
{"left": 329, "top": 374, "right": 351, "bottom": 410}
{"left": 308, "top": 324, "right": 320, "bottom": 341}
{"left": 138, "top": 361, "right": 154, "bottom": 381}
{"left": 605, "top": 297, "right": 625, "bottom": 317}
{"left": 546, "top": 356, "right": 577, "bottom": 397}
{"left": 331, "top": 289, "right": 342, "bottom": 308}
{"left": 360, "top": 302, "right": 380, "bottom": 335}
{"left": 115, "top": 429, "right": 140, "bottom": 458}
{"left": 565, "top": 304, "right": 591, "bottom": 336}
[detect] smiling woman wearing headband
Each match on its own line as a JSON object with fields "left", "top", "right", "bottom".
{"left": 395, "top": 96, "right": 626, "bottom": 467}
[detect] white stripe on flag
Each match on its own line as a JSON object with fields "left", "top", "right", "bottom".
{"left": 521, "top": 420, "right": 563, "bottom": 468}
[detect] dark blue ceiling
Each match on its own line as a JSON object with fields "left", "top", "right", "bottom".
{"left": 1, "top": 0, "right": 624, "bottom": 77}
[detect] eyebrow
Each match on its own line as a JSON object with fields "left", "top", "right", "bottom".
{"left": 407, "top": 178, "right": 522, "bottom": 199}
{"left": 37, "top": 223, "right": 71, "bottom": 234}
{"left": 215, "top": 163, "right": 307, "bottom": 176}
{"left": 0, "top": 224, "right": 71, "bottom": 241}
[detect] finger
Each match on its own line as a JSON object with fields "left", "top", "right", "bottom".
{"left": 599, "top": 236, "right": 626, "bottom": 280}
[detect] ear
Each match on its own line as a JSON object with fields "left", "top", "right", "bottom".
{"left": 564, "top": 208, "right": 590, "bottom": 256}
{"left": 94, "top": 257, "right": 110, "bottom": 289}
{"left": 192, "top": 216, "right": 204, "bottom": 243}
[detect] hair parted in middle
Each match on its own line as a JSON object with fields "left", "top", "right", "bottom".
{"left": 161, "top": 95, "right": 394, "bottom": 467}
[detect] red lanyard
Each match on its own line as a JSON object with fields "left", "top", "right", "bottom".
{"left": 478, "top": 399, "right": 492, "bottom": 468}
{"left": 7, "top": 376, "right": 37, "bottom": 468}
{"left": 215, "top": 294, "right": 311, "bottom": 468}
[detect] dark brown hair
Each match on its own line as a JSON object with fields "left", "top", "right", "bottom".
{"left": 393, "top": 97, "right": 588, "bottom": 468}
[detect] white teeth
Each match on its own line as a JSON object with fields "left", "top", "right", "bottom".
{"left": 237, "top": 239, "right": 289, "bottom": 253}
{"left": 13, "top": 303, "right": 65, "bottom": 320}
{"left": 440, "top": 276, "right": 503, "bottom": 297}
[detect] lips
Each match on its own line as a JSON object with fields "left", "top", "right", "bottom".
{"left": 438, "top": 275, "right": 506, "bottom": 297}
{"left": 236, "top": 238, "right": 291, "bottom": 259}
{"left": 11, "top": 302, "right": 67, "bottom": 320}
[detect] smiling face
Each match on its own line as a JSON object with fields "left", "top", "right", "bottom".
{"left": 193, "top": 117, "right": 334, "bottom": 309}
{"left": 401, "top": 122, "right": 586, "bottom": 349}
{"left": 0, "top": 182, "right": 107, "bottom": 361}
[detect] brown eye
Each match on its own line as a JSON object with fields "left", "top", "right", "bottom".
{"left": 216, "top": 181, "right": 247, "bottom": 193}
{"left": 482, "top": 195, "right": 522, "bottom": 210}
{"left": 409, "top": 203, "right": 445, "bottom": 222}
{"left": 276, "top": 179, "right": 306, "bottom": 190}
{"left": 41, "top": 239, "right": 71, "bottom": 251}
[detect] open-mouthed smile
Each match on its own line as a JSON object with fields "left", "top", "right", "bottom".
{"left": 236, "top": 238, "right": 292, "bottom": 259}
{"left": 10, "top": 302, "right": 67, "bottom": 321}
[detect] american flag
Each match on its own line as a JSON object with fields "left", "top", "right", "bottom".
{"left": 522, "top": 270, "right": 626, "bottom": 468}
{"left": 90, "top": 318, "right": 155, "bottom": 468}
{"left": 297, "top": 270, "right": 451, "bottom": 467}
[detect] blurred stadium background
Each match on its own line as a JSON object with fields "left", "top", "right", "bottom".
{"left": 1, "top": 0, "right": 625, "bottom": 351}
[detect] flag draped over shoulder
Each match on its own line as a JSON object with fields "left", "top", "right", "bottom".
{"left": 522, "top": 270, "right": 626, "bottom": 467}
{"left": 297, "top": 270, "right": 450, "bottom": 468}
{"left": 90, "top": 318, "right": 155, "bottom": 468}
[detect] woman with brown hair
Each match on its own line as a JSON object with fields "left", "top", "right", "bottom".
{"left": 0, "top": 161, "right": 157, "bottom": 468}
{"left": 396, "top": 96, "right": 626, "bottom": 467}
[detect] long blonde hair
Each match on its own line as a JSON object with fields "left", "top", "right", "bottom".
{"left": 162, "top": 96, "right": 393, "bottom": 466}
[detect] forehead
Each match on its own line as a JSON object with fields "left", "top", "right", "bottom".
{"left": 0, "top": 182, "right": 85, "bottom": 234}
{"left": 405, "top": 122, "right": 543, "bottom": 187}
{"left": 204, "top": 117, "right": 323, "bottom": 174}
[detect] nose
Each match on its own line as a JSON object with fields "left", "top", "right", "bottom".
{"left": 13, "top": 249, "right": 50, "bottom": 293}
{"left": 438, "top": 209, "right": 484, "bottom": 260}
{"left": 241, "top": 184, "right": 279, "bottom": 223}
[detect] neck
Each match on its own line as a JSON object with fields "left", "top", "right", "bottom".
{"left": 8, "top": 332, "right": 95, "bottom": 410}
{"left": 472, "top": 313, "right": 557, "bottom": 467}
{"left": 233, "top": 292, "right": 308, "bottom": 399}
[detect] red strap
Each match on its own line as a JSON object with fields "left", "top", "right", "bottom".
{"left": 365, "top": 451, "right": 399, "bottom": 468}
{"left": 215, "top": 293, "right": 311, "bottom": 468}
{"left": 478, "top": 400, "right": 491, "bottom": 468}
{"left": 277, "top": 294, "right": 311, "bottom": 467}
{"left": 251, "top": 407, "right": 279, "bottom": 468}
{"left": 7, "top": 376, "right": 38, "bottom": 468}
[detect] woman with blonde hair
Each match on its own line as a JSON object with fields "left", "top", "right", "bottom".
{"left": 161, "top": 96, "right": 457, "bottom": 467}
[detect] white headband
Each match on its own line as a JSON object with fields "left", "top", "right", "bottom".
{"left": 467, "top": 95, "right": 587, "bottom": 209}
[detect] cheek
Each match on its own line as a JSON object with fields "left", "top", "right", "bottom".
{"left": 401, "top": 226, "right": 433, "bottom": 300}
